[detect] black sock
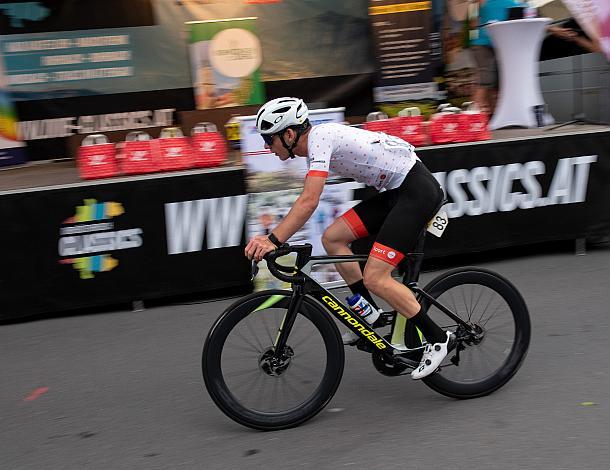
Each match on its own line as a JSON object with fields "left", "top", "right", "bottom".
{"left": 411, "top": 309, "right": 446, "bottom": 344}
{"left": 348, "top": 279, "right": 380, "bottom": 310}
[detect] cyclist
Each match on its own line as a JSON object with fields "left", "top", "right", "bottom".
{"left": 245, "top": 97, "right": 454, "bottom": 379}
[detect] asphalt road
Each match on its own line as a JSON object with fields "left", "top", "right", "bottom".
{"left": 2, "top": 244, "right": 610, "bottom": 470}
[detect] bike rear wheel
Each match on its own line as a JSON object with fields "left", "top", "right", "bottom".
{"left": 419, "top": 268, "right": 530, "bottom": 399}
{"left": 202, "top": 290, "right": 344, "bottom": 430}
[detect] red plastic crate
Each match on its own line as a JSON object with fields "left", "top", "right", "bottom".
{"left": 393, "top": 115, "right": 428, "bottom": 147}
{"left": 428, "top": 113, "right": 461, "bottom": 144}
{"left": 191, "top": 122, "right": 227, "bottom": 168}
{"left": 77, "top": 135, "right": 118, "bottom": 180}
{"left": 156, "top": 128, "right": 193, "bottom": 171}
{"left": 120, "top": 139, "right": 159, "bottom": 175}
{"left": 458, "top": 112, "right": 491, "bottom": 142}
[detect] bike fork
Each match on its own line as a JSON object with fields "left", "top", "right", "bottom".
{"left": 273, "top": 285, "right": 304, "bottom": 357}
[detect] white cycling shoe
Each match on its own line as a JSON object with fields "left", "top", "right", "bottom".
{"left": 341, "top": 309, "right": 382, "bottom": 345}
{"left": 411, "top": 331, "right": 455, "bottom": 379}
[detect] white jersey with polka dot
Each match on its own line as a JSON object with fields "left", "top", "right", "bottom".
{"left": 305, "top": 123, "right": 418, "bottom": 190}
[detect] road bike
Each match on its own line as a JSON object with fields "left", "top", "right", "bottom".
{"left": 202, "top": 234, "right": 531, "bottom": 431}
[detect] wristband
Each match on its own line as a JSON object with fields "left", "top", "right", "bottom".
{"left": 268, "top": 232, "right": 283, "bottom": 248}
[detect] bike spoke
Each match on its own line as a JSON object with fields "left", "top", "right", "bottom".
{"left": 485, "top": 318, "right": 514, "bottom": 333}
{"left": 423, "top": 273, "right": 527, "bottom": 389}
{"left": 288, "top": 332, "right": 317, "bottom": 353}
{"left": 215, "top": 302, "right": 333, "bottom": 415}
{"left": 460, "top": 286, "right": 473, "bottom": 322}
{"left": 231, "top": 324, "right": 264, "bottom": 353}
{"left": 278, "top": 374, "right": 307, "bottom": 403}
{"left": 476, "top": 295, "right": 501, "bottom": 326}
{"left": 260, "top": 312, "right": 278, "bottom": 346}
{"left": 222, "top": 368, "right": 260, "bottom": 380}
{"left": 224, "top": 340, "right": 262, "bottom": 355}
{"left": 291, "top": 359, "right": 324, "bottom": 376}
{"left": 244, "top": 317, "right": 265, "bottom": 352}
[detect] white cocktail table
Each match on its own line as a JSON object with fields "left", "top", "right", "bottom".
{"left": 486, "top": 18, "right": 554, "bottom": 129}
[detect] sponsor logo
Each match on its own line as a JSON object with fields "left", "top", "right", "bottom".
{"left": 58, "top": 199, "right": 143, "bottom": 279}
{"left": 387, "top": 251, "right": 396, "bottom": 259}
{"left": 321, "top": 295, "right": 387, "bottom": 350}
{"left": 165, "top": 195, "right": 248, "bottom": 254}
{"left": 19, "top": 109, "right": 175, "bottom": 140}
{"left": 197, "top": 141, "right": 217, "bottom": 152}
{"left": 433, "top": 156, "right": 598, "bottom": 218}
{"left": 373, "top": 246, "right": 386, "bottom": 255}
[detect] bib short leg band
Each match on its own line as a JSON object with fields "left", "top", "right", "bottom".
{"left": 341, "top": 160, "right": 444, "bottom": 267}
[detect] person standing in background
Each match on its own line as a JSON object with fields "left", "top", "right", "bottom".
{"left": 469, "top": 0, "right": 522, "bottom": 114}
{"left": 548, "top": 18, "right": 601, "bottom": 54}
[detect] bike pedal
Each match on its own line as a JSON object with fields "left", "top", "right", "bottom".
{"left": 393, "top": 355, "right": 419, "bottom": 369}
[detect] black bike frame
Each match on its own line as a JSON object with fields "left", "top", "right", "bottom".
{"left": 271, "top": 254, "right": 473, "bottom": 359}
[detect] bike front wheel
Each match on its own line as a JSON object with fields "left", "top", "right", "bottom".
{"left": 202, "top": 290, "right": 344, "bottom": 430}
{"left": 419, "top": 267, "right": 531, "bottom": 399}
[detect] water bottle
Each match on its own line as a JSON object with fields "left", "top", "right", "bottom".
{"left": 346, "top": 294, "right": 380, "bottom": 325}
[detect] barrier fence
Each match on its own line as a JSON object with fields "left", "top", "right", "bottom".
{"left": 1, "top": 129, "right": 609, "bottom": 321}
{"left": 0, "top": 167, "right": 249, "bottom": 320}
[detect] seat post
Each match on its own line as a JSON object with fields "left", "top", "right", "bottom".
{"left": 402, "top": 198, "right": 446, "bottom": 284}
{"left": 401, "top": 229, "right": 426, "bottom": 284}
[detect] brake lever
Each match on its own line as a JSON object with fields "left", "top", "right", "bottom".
{"left": 251, "top": 261, "right": 259, "bottom": 281}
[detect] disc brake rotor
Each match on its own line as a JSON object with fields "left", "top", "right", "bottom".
{"left": 258, "top": 346, "right": 294, "bottom": 377}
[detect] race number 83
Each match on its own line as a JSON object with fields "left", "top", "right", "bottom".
{"left": 427, "top": 210, "right": 449, "bottom": 238}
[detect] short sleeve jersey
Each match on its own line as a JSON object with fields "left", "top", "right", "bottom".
{"left": 306, "top": 123, "right": 418, "bottom": 190}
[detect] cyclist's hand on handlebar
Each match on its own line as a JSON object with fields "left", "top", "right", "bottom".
{"left": 245, "top": 235, "right": 276, "bottom": 262}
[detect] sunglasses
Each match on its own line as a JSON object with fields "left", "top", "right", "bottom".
{"left": 261, "top": 133, "right": 276, "bottom": 146}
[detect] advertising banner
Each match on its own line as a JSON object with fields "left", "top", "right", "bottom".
{"left": 0, "top": 1, "right": 190, "bottom": 101}
{"left": 419, "top": 131, "right": 610, "bottom": 257}
{"left": 172, "top": 0, "right": 375, "bottom": 82}
{"left": 0, "top": 0, "right": 374, "bottom": 161}
{"left": 188, "top": 18, "right": 265, "bottom": 109}
{"left": 247, "top": 181, "right": 364, "bottom": 289}
{"left": 0, "top": 168, "right": 250, "bottom": 320}
{"left": 440, "top": 0, "right": 477, "bottom": 105}
{"left": 0, "top": 75, "right": 26, "bottom": 167}
{"left": 2, "top": 131, "right": 609, "bottom": 319}
{"left": 0, "top": 0, "right": 195, "bottom": 160}
{"left": 237, "top": 107, "right": 345, "bottom": 192}
{"left": 370, "top": 0, "right": 442, "bottom": 103}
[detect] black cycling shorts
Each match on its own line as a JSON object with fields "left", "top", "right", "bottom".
{"left": 341, "top": 160, "right": 444, "bottom": 267}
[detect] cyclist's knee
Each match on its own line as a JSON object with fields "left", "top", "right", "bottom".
{"left": 321, "top": 230, "right": 334, "bottom": 252}
{"left": 363, "top": 270, "right": 391, "bottom": 295}
{"left": 322, "top": 225, "right": 350, "bottom": 253}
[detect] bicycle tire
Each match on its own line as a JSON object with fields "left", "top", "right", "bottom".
{"left": 419, "top": 267, "right": 530, "bottom": 399}
{"left": 202, "top": 289, "right": 345, "bottom": 430}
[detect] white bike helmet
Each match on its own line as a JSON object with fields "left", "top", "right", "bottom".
{"left": 256, "top": 97, "right": 309, "bottom": 135}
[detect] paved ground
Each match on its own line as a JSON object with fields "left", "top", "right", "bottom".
{"left": 2, "top": 244, "right": 610, "bottom": 470}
